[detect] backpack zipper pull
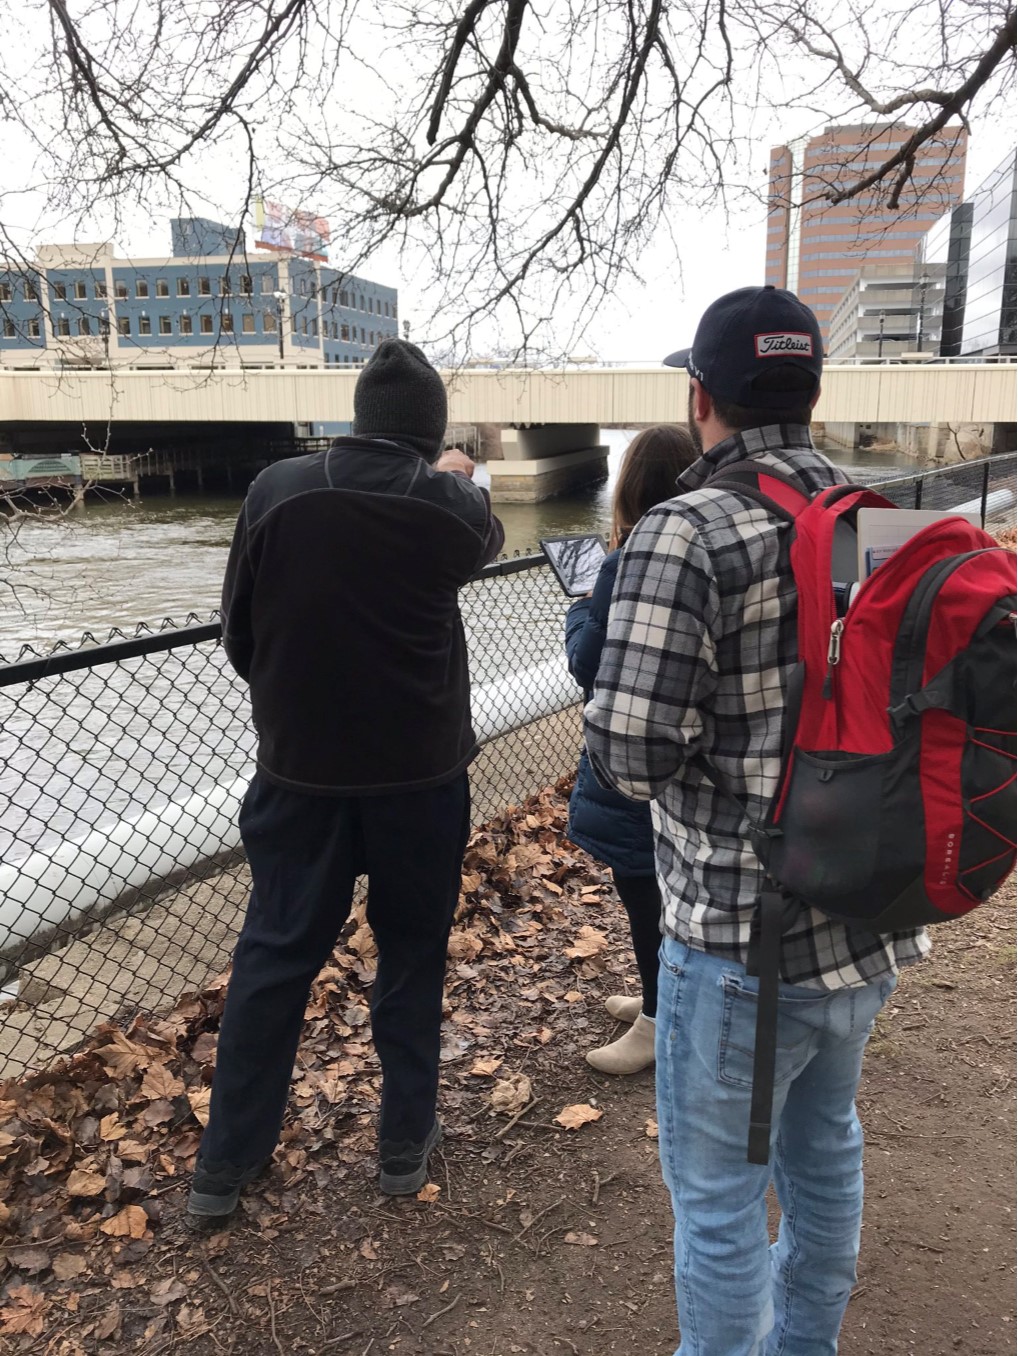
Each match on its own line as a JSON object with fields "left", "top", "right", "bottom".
{"left": 823, "top": 619, "right": 844, "bottom": 699}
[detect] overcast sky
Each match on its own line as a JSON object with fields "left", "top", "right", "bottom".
{"left": 1, "top": 3, "right": 1013, "bottom": 364}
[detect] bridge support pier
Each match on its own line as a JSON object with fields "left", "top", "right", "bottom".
{"left": 486, "top": 424, "right": 609, "bottom": 503}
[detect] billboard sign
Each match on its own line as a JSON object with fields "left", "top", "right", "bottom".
{"left": 254, "top": 199, "right": 330, "bottom": 262}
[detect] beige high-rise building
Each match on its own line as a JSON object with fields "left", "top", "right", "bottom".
{"left": 765, "top": 123, "right": 967, "bottom": 348}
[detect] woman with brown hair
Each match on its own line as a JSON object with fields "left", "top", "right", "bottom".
{"left": 565, "top": 424, "right": 698, "bottom": 1073}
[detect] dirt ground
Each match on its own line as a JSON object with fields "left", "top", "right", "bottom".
{"left": 0, "top": 785, "right": 1013, "bottom": 1356}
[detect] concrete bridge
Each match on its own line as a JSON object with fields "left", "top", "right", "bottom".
{"left": 1, "top": 362, "right": 1014, "bottom": 501}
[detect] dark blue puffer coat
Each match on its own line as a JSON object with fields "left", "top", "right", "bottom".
{"left": 564, "top": 548, "right": 656, "bottom": 877}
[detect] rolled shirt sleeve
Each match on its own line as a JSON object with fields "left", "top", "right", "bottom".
{"left": 583, "top": 506, "right": 720, "bottom": 801}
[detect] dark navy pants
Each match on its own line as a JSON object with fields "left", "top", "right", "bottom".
{"left": 200, "top": 770, "right": 471, "bottom": 1168}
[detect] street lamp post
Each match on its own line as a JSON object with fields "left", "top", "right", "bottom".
{"left": 877, "top": 310, "right": 886, "bottom": 360}
{"left": 272, "top": 289, "right": 287, "bottom": 365}
{"left": 917, "top": 271, "right": 930, "bottom": 353}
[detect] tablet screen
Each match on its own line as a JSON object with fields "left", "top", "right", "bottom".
{"left": 540, "top": 535, "right": 608, "bottom": 596}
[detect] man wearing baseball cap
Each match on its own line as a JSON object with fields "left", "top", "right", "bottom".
{"left": 585, "top": 287, "right": 923, "bottom": 1353}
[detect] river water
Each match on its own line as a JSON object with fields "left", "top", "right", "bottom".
{"left": 0, "top": 431, "right": 911, "bottom": 655}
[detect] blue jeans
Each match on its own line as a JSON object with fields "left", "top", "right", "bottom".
{"left": 656, "top": 936, "right": 895, "bottom": 1356}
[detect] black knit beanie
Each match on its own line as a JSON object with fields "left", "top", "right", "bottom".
{"left": 352, "top": 339, "right": 448, "bottom": 458}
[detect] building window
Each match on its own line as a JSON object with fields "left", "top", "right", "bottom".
{"left": 156, "top": 279, "right": 169, "bottom": 297}
{"left": 177, "top": 278, "right": 191, "bottom": 297}
{"left": 138, "top": 315, "right": 151, "bottom": 335}
{"left": 200, "top": 314, "right": 213, "bottom": 334}
{"left": 28, "top": 317, "right": 41, "bottom": 338}
{"left": 74, "top": 280, "right": 87, "bottom": 299}
{"left": 221, "top": 312, "right": 233, "bottom": 332}
{"left": 53, "top": 282, "right": 67, "bottom": 301}
{"left": 56, "top": 316, "right": 70, "bottom": 336}
{"left": 159, "top": 315, "right": 172, "bottom": 335}
{"left": 0, "top": 282, "right": 10, "bottom": 301}
{"left": 341, "top": 324, "right": 349, "bottom": 340}
{"left": 198, "top": 276, "right": 211, "bottom": 296}
{"left": 118, "top": 315, "right": 131, "bottom": 336}
{"left": 264, "top": 311, "right": 277, "bottom": 332}
{"left": 359, "top": 294, "right": 365, "bottom": 310}
{"left": 3, "top": 320, "right": 14, "bottom": 338}
{"left": 25, "top": 280, "right": 39, "bottom": 302}
{"left": 301, "top": 317, "right": 308, "bottom": 335}
{"left": 91, "top": 280, "right": 106, "bottom": 300}
{"left": 291, "top": 316, "right": 297, "bottom": 333}
{"left": 134, "top": 279, "right": 148, "bottom": 298}
{"left": 179, "top": 314, "right": 193, "bottom": 335}
{"left": 340, "top": 290, "right": 349, "bottom": 306}
{"left": 240, "top": 275, "right": 252, "bottom": 296}
{"left": 261, "top": 276, "right": 274, "bottom": 295}
{"left": 311, "top": 320, "right": 318, "bottom": 338}
{"left": 78, "top": 317, "right": 92, "bottom": 336}
{"left": 242, "top": 313, "right": 255, "bottom": 333}
{"left": 360, "top": 327, "right": 365, "bottom": 342}
{"left": 220, "top": 276, "right": 230, "bottom": 296}
{"left": 115, "top": 280, "right": 128, "bottom": 299}
{"left": 331, "top": 287, "right": 338, "bottom": 304}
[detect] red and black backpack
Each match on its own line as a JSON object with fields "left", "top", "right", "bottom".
{"left": 707, "top": 462, "right": 1017, "bottom": 1162}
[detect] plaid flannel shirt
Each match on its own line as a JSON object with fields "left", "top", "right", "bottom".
{"left": 584, "top": 424, "right": 929, "bottom": 989}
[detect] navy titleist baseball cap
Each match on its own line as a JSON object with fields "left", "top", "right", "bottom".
{"left": 664, "top": 285, "right": 823, "bottom": 409}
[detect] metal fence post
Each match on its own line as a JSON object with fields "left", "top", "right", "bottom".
{"left": 980, "top": 459, "right": 990, "bottom": 527}
{"left": 913, "top": 473, "right": 924, "bottom": 510}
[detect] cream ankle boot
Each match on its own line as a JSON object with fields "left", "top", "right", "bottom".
{"left": 586, "top": 1013, "right": 656, "bottom": 1075}
{"left": 604, "top": 994, "right": 643, "bottom": 1023}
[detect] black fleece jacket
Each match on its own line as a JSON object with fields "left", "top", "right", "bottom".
{"left": 221, "top": 437, "right": 505, "bottom": 794}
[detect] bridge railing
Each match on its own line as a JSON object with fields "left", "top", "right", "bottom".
{"left": 1, "top": 457, "right": 1014, "bottom": 1081}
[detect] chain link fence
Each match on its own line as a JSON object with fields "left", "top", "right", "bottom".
{"left": 1, "top": 456, "right": 1015, "bottom": 1081}
{"left": 852, "top": 452, "right": 1016, "bottom": 524}
{"left": 0, "top": 556, "right": 581, "bottom": 1079}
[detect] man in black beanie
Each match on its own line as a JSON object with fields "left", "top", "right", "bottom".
{"left": 189, "top": 340, "right": 504, "bottom": 1218}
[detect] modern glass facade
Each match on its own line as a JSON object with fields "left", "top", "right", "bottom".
{"left": 0, "top": 218, "right": 398, "bottom": 368}
{"left": 919, "top": 156, "right": 1017, "bottom": 358}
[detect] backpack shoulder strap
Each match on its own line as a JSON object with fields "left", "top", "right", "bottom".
{"left": 704, "top": 459, "right": 812, "bottom": 523}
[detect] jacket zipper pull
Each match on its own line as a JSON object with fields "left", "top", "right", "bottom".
{"left": 823, "top": 619, "right": 844, "bottom": 700}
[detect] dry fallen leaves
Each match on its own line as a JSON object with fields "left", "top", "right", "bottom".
{"left": 187, "top": 1088, "right": 212, "bottom": 1127}
{"left": 645, "top": 1118, "right": 659, "bottom": 1139}
{"left": 490, "top": 1072, "right": 533, "bottom": 1115}
{"left": 416, "top": 1183, "right": 441, "bottom": 1203}
{"left": 0, "top": 1284, "right": 48, "bottom": 1336}
{"left": 99, "top": 1205, "right": 149, "bottom": 1239}
{"left": 51, "top": 1253, "right": 87, "bottom": 1282}
{"left": 469, "top": 1058, "right": 503, "bottom": 1077}
{"left": 563, "top": 1231, "right": 599, "bottom": 1246}
{"left": 554, "top": 1104, "right": 604, "bottom": 1131}
{"left": 66, "top": 1168, "right": 106, "bottom": 1199}
{"left": 140, "top": 1063, "right": 185, "bottom": 1101}
{"left": 564, "top": 925, "right": 609, "bottom": 960}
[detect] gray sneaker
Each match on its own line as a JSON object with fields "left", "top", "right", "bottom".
{"left": 378, "top": 1120, "right": 443, "bottom": 1196}
{"left": 186, "top": 1155, "right": 270, "bottom": 1219}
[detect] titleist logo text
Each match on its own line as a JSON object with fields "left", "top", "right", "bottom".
{"left": 755, "top": 332, "right": 814, "bottom": 357}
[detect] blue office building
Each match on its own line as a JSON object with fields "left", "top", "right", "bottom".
{"left": 0, "top": 218, "right": 398, "bottom": 369}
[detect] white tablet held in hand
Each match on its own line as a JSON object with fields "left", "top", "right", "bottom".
{"left": 540, "top": 534, "right": 608, "bottom": 597}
